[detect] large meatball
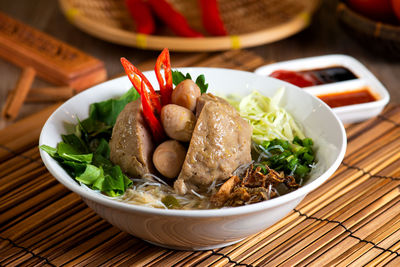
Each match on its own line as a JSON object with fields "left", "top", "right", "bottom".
{"left": 109, "top": 99, "right": 155, "bottom": 177}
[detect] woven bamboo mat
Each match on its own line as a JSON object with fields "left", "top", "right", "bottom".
{"left": 1, "top": 50, "right": 400, "bottom": 266}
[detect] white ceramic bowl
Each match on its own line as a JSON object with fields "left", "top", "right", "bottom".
{"left": 39, "top": 68, "right": 346, "bottom": 250}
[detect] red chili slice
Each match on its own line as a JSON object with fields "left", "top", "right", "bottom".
{"left": 155, "top": 48, "right": 173, "bottom": 106}
{"left": 140, "top": 81, "right": 166, "bottom": 143}
{"left": 120, "top": 57, "right": 162, "bottom": 115}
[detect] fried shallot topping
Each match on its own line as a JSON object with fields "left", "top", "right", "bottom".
{"left": 211, "top": 164, "right": 300, "bottom": 207}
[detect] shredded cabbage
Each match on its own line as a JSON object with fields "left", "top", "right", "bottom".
{"left": 226, "top": 88, "right": 305, "bottom": 144}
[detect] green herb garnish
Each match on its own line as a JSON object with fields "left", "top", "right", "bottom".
{"left": 172, "top": 70, "right": 192, "bottom": 84}
{"left": 87, "top": 87, "right": 140, "bottom": 126}
{"left": 172, "top": 70, "right": 209, "bottom": 94}
{"left": 40, "top": 87, "right": 140, "bottom": 197}
{"left": 161, "top": 195, "right": 181, "bottom": 209}
{"left": 258, "top": 137, "right": 315, "bottom": 181}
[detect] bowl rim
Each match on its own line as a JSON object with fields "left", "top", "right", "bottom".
{"left": 39, "top": 67, "right": 347, "bottom": 218}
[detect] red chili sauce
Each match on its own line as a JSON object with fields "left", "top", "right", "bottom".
{"left": 317, "top": 88, "right": 377, "bottom": 108}
{"left": 270, "top": 67, "right": 357, "bottom": 88}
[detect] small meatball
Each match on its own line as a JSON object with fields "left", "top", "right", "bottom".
{"left": 161, "top": 104, "right": 196, "bottom": 142}
{"left": 153, "top": 140, "right": 187, "bottom": 179}
{"left": 171, "top": 79, "right": 201, "bottom": 111}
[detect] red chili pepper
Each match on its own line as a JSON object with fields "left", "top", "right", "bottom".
{"left": 155, "top": 48, "right": 173, "bottom": 106}
{"left": 147, "top": 0, "right": 203, "bottom": 37}
{"left": 140, "top": 81, "right": 166, "bottom": 143}
{"left": 120, "top": 57, "right": 162, "bottom": 115}
{"left": 125, "top": 0, "right": 155, "bottom": 34}
{"left": 199, "top": 0, "right": 227, "bottom": 36}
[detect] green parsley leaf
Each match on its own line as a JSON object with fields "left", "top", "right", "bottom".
{"left": 61, "top": 133, "right": 89, "bottom": 154}
{"left": 39, "top": 145, "right": 57, "bottom": 157}
{"left": 171, "top": 70, "right": 208, "bottom": 94}
{"left": 76, "top": 164, "right": 102, "bottom": 185}
{"left": 40, "top": 87, "right": 138, "bottom": 197}
{"left": 57, "top": 142, "right": 93, "bottom": 163}
{"left": 195, "top": 74, "right": 209, "bottom": 94}
{"left": 100, "top": 165, "right": 130, "bottom": 196}
{"left": 172, "top": 70, "right": 191, "bottom": 86}
{"left": 88, "top": 87, "right": 140, "bottom": 126}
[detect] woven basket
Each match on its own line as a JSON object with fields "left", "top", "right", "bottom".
{"left": 58, "top": 0, "right": 319, "bottom": 51}
{"left": 337, "top": 2, "right": 400, "bottom": 57}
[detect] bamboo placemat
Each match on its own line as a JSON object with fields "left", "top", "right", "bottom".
{"left": 1, "top": 50, "right": 400, "bottom": 266}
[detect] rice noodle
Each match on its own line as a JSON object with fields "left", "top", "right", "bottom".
{"left": 233, "top": 160, "right": 254, "bottom": 177}
{"left": 116, "top": 173, "right": 213, "bottom": 209}
{"left": 207, "top": 179, "right": 217, "bottom": 193}
{"left": 137, "top": 182, "right": 162, "bottom": 189}
{"left": 267, "top": 184, "right": 272, "bottom": 200}
{"left": 191, "top": 189, "right": 205, "bottom": 199}
{"left": 289, "top": 164, "right": 297, "bottom": 176}
{"left": 142, "top": 173, "right": 169, "bottom": 186}
{"left": 257, "top": 152, "right": 269, "bottom": 162}
{"left": 272, "top": 187, "right": 280, "bottom": 197}
{"left": 309, "top": 162, "right": 317, "bottom": 169}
